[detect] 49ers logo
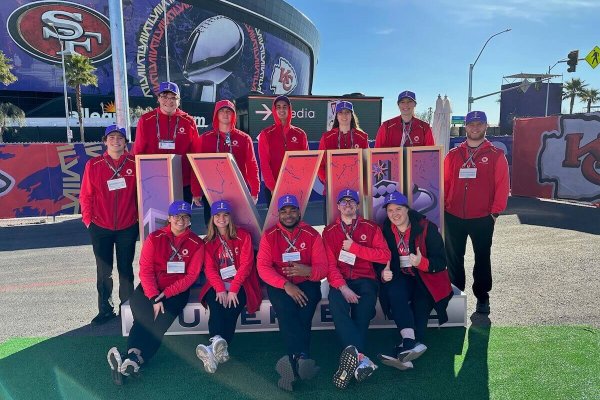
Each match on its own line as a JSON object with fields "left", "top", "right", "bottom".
{"left": 7, "top": 1, "right": 111, "bottom": 64}
{"left": 270, "top": 57, "right": 297, "bottom": 95}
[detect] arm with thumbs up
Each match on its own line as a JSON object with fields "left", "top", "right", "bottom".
{"left": 342, "top": 233, "right": 354, "bottom": 251}
{"left": 381, "top": 261, "right": 393, "bottom": 282}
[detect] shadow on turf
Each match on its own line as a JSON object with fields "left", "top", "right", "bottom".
{"left": 0, "top": 323, "right": 492, "bottom": 400}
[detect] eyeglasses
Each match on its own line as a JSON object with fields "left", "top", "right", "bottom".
{"left": 339, "top": 199, "right": 357, "bottom": 206}
{"left": 172, "top": 214, "right": 191, "bottom": 221}
{"left": 159, "top": 95, "right": 179, "bottom": 101}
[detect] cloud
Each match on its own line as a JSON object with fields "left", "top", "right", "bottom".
{"left": 373, "top": 28, "right": 395, "bottom": 35}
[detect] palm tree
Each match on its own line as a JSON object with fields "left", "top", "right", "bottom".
{"left": 580, "top": 88, "right": 600, "bottom": 113}
{"left": 0, "top": 51, "right": 17, "bottom": 86}
{"left": 0, "top": 102, "right": 25, "bottom": 143}
{"left": 65, "top": 54, "right": 98, "bottom": 142}
{"left": 562, "top": 78, "right": 587, "bottom": 114}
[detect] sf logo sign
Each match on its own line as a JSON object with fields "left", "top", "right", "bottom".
{"left": 270, "top": 57, "right": 297, "bottom": 95}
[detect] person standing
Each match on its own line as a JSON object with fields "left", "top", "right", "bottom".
{"left": 258, "top": 96, "right": 309, "bottom": 205}
{"left": 375, "top": 90, "right": 434, "bottom": 148}
{"left": 256, "top": 194, "right": 328, "bottom": 391}
{"left": 443, "top": 111, "right": 509, "bottom": 314}
{"left": 132, "top": 82, "right": 198, "bottom": 203}
{"left": 106, "top": 201, "right": 203, "bottom": 385}
{"left": 191, "top": 100, "right": 260, "bottom": 224}
{"left": 80, "top": 124, "right": 138, "bottom": 325}
{"left": 195, "top": 200, "right": 262, "bottom": 373}
{"left": 323, "top": 189, "right": 390, "bottom": 388}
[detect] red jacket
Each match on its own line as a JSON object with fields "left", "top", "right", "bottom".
{"left": 132, "top": 107, "right": 198, "bottom": 187}
{"left": 317, "top": 128, "right": 369, "bottom": 185}
{"left": 139, "top": 226, "right": 203, "bottom": 299}
{"left": 191, "top": 100, "right": 260, "bottom": 197}
{"left": 80, "top": 151, "right": 138, "bottom": 230}
{"left": 199, "top": 228, "right": 262, "bottom": 313}
{"left": 258, "top": 99, "right": 309, "bottom": 191}
{"left": 323, "top": 216, "right": 391, "bottom": 289}
{"left": 375, "top": 116, "right": 434, "bottom": 148}
{"left": 444, "top": 139, "right": 510, "bottom": 219}
{"left": 257, "top": 221, "right": 328, "bottom": 289}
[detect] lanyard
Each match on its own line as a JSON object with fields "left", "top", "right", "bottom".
{"left": 337, "top": 129, "right": 354, "bottom": 149}
{"left": 168, "top": 239, "right": 186, "bottom": 262}
{"left": 103, "top": 156, "right": 128, "bottom": 179}
{"left": 340, "top": 218, "right": 359, "bottom": 238}
{"left": 401, "top": 120, "right": 413, "bottom": 146}
{"left": 217, "top": 233, "right": 235, "bottom": 263}
{"left": 216, "top": 132, "right": 233, "bottom": 153}
{"left": 155, "top": 111, "right": 180, "bottom": 143}
{"left": 395, "top": 226, "right": 410, "bottom": 255}
{"left": 462, "top": 144, "right": 483, "bottom": 168}
{"left": 280, "top": 228, "right": 302, "bottom": 252}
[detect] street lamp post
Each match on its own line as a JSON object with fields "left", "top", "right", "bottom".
{"left": 545, "top": 60, "right": 565, "bottom": 116}
{"left": 47, "top": 23, "right": 71, "bottom": 143}
{"left": 468, "top": 28, "right": 511, "bottom": 112}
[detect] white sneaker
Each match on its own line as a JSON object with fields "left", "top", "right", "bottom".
{"left": 209, "top": 335, "right": 229, "bottom": 364}
{"left": 107, "top": 347, "right": 123, "bottom": 385}
{"left": 398, "top": 343, "right": 427, "bottom": 363}
{"left": 354, "top": 355, "right": 378, "bottom": 382}
{"left": 196, "top": 343, "right": 218, "bottom": 373}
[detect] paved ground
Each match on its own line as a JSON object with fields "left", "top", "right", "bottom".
{"left": 0, "top": 196, "right": 598, "bottom": 343}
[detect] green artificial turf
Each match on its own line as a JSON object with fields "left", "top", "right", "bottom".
{"left": 0, "top": 326, "right": 598, "bottom": 400}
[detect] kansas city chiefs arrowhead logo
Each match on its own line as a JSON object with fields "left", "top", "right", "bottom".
{"left": 0, "top": 170, "right": 16, "bottom": 197}
{"left": 270, "top": 57, "right": 297, "bottom": 95}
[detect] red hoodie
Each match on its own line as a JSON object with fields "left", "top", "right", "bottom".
{"left": 80, "top": 151, "right": 138, "bottom": 230}
{"left": 191, "top": 100, "right": 260, "bottom": 197}
{"left": 257, "top": 99, "right": 309, "bottom": 191}
{"left": 444, "top": 139, "right": 510, "bottom": 219}
{"left": 375, "top": 116, "right": 434, "bottom": 148}
{"left": 139, "top": 225, "right": 204, "bottom": 299}
{"left": 132, "top": 107, "right": 198, "bottom": 187}
{"left": 317, "top": 128, "right": 369, "bottom": 186}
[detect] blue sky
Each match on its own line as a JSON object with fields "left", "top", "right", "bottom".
{"left": 287, "top": 0, "right": 600, "bottom": 125}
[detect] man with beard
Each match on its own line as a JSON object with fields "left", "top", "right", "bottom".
{"left": 443, "top": 111, "right": 509, "bottom": 314}
{"left": 257, "top": 194, "right": 328, "bottom": 391}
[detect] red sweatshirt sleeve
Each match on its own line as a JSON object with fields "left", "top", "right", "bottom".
{"left": 132, "top": 118, "right": 146, "bottom": 155}
{"left": 257, "top": 234, "right": 288, "bottom": 289}
{"left": 374, "top": 123, "right": 387, "bottom": 148}
{"left": 301, "top": 131, "right": 309, "bottom": 150}
{"left": 309, "top": 236, "right": 329, "bottom": 281}
{"left": 258, "top": 130, "right": 276, "bottom": 191}
{"left": 245, "top": 136, "right": 260, "bottom": 197}
{"left": 317, "top": 134, "right": 327, "bottom": 184}
{"left": 415, "top": 255, "right": 430, "bottom": 272}
{"left": 443, "top": 153, "right": 453, "bottom": 210}
{"left": 230, "top": 232, "right": 254, "bottom": 293}
{"left": 348, "top": 226, "right": 391, "bottom": 264}
{"left": 204, "top": 243, "right": 227, "bottom": 293}
{"left": 139, "top": 236, "right": 160, "bottom": 299}
{"left": 163, "top": 243, "right": 203, "bottom": 298}
{"left": 190, "top": 135, "right": 203, "bottom": 198}
{"left": 423, "top": 124, "right": 435, "bottom": 145}
{"left": 491, "top": 153, "right": 510, "bottom": 214}
{"left": 80, "top": 160, "right": 94, "bottom": 227}
{"left": 325, "top": 241, "right": 346, "bottom": 289}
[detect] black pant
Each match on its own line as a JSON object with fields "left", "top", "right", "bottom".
{"left": 127, "top": 285, "right": 189, "bottom": 362}
{"left": 201, "top": 196, "right": 211, "bottom": 227}
{"left": 267, "top": 281, "right": 321, "bottom": 357}
{"left": 204, "top": 287, "right": 247, "bottom": 344}
{"left": 88, "top": 222, "right": 138, "bottom": 314}
{"left": 444, "top": 212, "right": 495, "bottom": 302}
{"left": 264, "top": 187, "right": 273, "bottom": 207}
{"left": 328, "top": 278, "right": 378, "bottom": 353}
{"left": 384, "top": 273, "right": 434, "bottom": 342}
{"left": 183, "top": 185, "right": 192, "bottom": 204}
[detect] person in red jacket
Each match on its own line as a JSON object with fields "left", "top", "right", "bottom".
{"left": 257, "top": 194, "right": 328, "bottom": 391}
{"left": 376, "top": 191, "right": 452, "bottom": 371}
{"left": 80, "top": 124, "right": 138, "bottom": 325}
{"left": 191, "top": 100, "right": 260, "bottom": 224}
{"left": 132, "top": 82, "right": 198, "bottom": 203}
{"left": 106, "top": 201, "right": 203, "bottom": 385}
{"left": 375, "top": 91, "right": 435, "bottom": 148}
{"left": 257, "top": 96, "right": 309, "bottom": 205}
{"left": 195, "top": 200, "right": 262, "bottom": 374}
{"left": 323, "top": 189, "right": 390, "bottom": 389}
{"left": 443, "top": 111, "right": 509, "bottom": 314}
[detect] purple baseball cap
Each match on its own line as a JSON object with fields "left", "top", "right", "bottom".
{"left": 274, "top": 95, "right": 290, "bottom": 106}
{"left": 337, "top": 188, "right": 359, "bottom": 204}
{"left": 465, "top": 111, "right": 487, "bottom": 124}
{"left": 158, "top": 81, "right": 180, "bottom": 96}
{"left": 335, "top": 101, "right": 353, "bottom": 114}
{"left": 168, "top": 200, "right": 192, "bottom": 216}
{"left": 103, "top": 124, "right": 127, "bottom": 138}
{"left": 211, "top": 200, "right": 232, "bottom": 216}
{"left": 383, "top": 191, "right": 409, "bottom": 207}
{"left": 278, "top": 194, "right": 300, "bottom": 210}
{"left": 397, "top": 90, "right": 417, "bottom": 103}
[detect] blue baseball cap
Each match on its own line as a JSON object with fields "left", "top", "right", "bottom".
{"left": 211, "top": 200, "right": 232, "bottom": 216}
{"left": 278, "top": 194, "right": 299, "bottom": 210}
{"left": 465, "top": 111, "right": 487, "bottom": 124}
{"left": 274, "top": 95, "right": 290, "bottom": 106}
{"left": 103, "top": 124, "right": 127, "bottom": 138}
{"left": 158, "top": 81, "right": 180, "bottom": 96}
{"left": 335, "top": 101, "right": 353, "bottom": 114}
{"left": 397, "top": 90, "right": 417, "bottom": 103}
{"left": 383, "top": 191, "right": 409, "bottom": 207}
{"left": 168, "top": 200, "right": 192, "bottom": 216}
{"left": 337, "top": 188, "right": 359, "bottom": 204}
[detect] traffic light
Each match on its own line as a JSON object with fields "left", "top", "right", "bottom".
{"left": 567, "top": 50, "right": 579, "bottom": 73}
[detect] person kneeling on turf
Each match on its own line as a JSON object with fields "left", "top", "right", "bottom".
{"left": 376, "top": 191, "right": 452, "bottom": 370}
{"left": 106, "top": 201, "right": 203, "bottom": 385}
{"left": 195, "top": 200, "right": 262, "bottom": 373}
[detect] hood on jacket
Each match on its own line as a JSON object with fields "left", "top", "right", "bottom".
{"left": 272, "top": 95, "right": 292, "bottom": 127}
{"left": 212, "top": 99, "right": 237, "bottom": 133}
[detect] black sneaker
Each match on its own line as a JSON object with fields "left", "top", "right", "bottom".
{"left": 377, "top": 345, "right": 414, "bottom": 371}
{"left": 91, "top": 311, "right": 117, "bottom": 325}
{"left": 398, "top": 341, "right": 427, "bottom": 363}
{"left": 107, "top": 347, "right": 123, "bottom": 385}
{"left": 333, "top": 345, "right": 359, "bottom": 389}
{"left": 296, "top": 354, "right": 319, "bottom": 380}
{"left": 476, "top": 300, "right": 490, "bottom": 314}
{"left": 276, "top": 355, "right": 296, "bottom": 392}
{"left": 121, "top": 352, "right": 141, "bottom": 377}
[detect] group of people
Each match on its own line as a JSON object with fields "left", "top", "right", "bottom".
{"left": 79, "top": 81, "right": 509, "bottom": 391}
